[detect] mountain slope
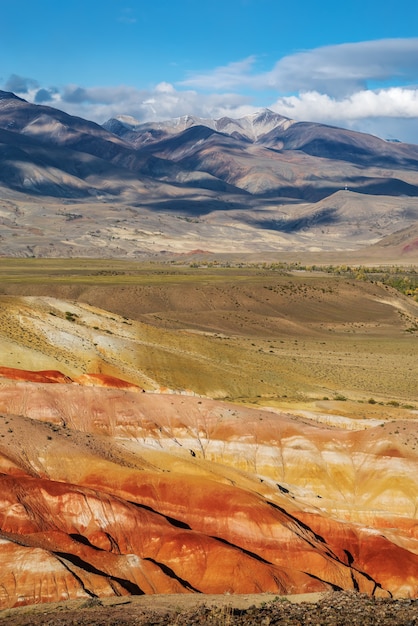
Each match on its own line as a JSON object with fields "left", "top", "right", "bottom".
{"left": 103, "top": 109, "right": 295, "bottom": 146}
{"left": 106, "top": 109, "right": 418, "bottom": 200}
{"left": 1, "top": 91, "right": 418, "bottom": 258}
{"left": 262, "top": 120, "right": 418, "bottom": 168}
{"left": 108, "top": 107, "right": 418, "bottom": 168}
{"left": 0, "top": 90, "right": 231, "bottom": 197}
{"left": 0, "top": 125, "right": 152, "bottom": 198}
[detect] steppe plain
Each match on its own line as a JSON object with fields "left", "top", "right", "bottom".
{"left": 1, "top": 257, "right": 417, "bottom": 404}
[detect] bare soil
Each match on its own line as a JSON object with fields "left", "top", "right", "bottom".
{"left": 2, "top": 592, "right": 418, "bottom": 625}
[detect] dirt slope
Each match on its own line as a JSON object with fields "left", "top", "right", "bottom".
{"left": 0, "top": 266, "right": 417, "bottom": 403}
{"left": 1, "top": 369, "right": 418, "bottom": 606}
{"left": 0, "top": 265, "right": 417, "bottom": 608}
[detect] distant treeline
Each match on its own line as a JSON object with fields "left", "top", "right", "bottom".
{"left": 185, "top": 260, "right": 418, "bottom": 301}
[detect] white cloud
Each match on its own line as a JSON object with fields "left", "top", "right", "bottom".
{"left": 180, "top": 56, "right": 259, "bottom": 90}
{"left": 4, "top": 74, "right": 39, "bottom": 93}
{"left": 181, "top": 38, "right": 418, "bottom": 97}
{"left": 62, "top": 84, "right": 141, "bottom": 105}
{"left": 265, "top": 38, "right": 418, "bottom": 96}
{"left": 154, "top": 82, "right": 176, "bottom": 94}
{"left": 3, "top": 39, "right": 418, "bottom": 143}
{"left": 19, "top": 81, "right": 418, "bottom": 142}
{"left": 272, "top": 88, "right": 418, "bottom": 122}
{"left": 23, "top": 82, "right": 254, "bottom": 124}
{"left": 269, "top": 88, "right": 418, "bottom": 142}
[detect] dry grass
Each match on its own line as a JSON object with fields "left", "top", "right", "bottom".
{"left": 0, "top": 259, "right": 417, "bottom": 405}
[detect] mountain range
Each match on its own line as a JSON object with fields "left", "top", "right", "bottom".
{"left": 1, "top": 90, "right": 418, "bottom": 259}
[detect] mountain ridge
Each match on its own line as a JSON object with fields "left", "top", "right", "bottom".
{"left": 1, "top": 90, "right": 418, "bottom": 260}
{"left": 103, "top": 108, "right": 296, "bottom": 144}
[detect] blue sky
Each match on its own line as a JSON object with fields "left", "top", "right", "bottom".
{"left": 1, "top": 0, "right": 418, "bottom": 142}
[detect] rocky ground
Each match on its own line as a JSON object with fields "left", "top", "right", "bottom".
{"left": 1, "top": 592, "right": 418, "bottom": 625}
